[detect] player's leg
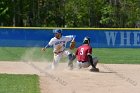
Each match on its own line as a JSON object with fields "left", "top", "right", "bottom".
{"left": 68, "top": 53, "right": 76, "bottom": 68}
{"left": 81, "top": 62, "right": 90, "bottom": 68}
{"left": 76, "top": 61, "right": 82, "bottom": 69}
{"left": 76, "top": 61, "right": 90, "bottom": 69}
{"left": 90, "top": 57, "right": 99, "bottom": 72}
{"left": 88, "top": 55, "right": 99, "bottom": 72}
{"left": 52, "top": 53, "right": 62, "bottom": 69}
{"left": 64, "top": 50, "right": 76, "bottom": 69}
{"left": 92, "top": 57, "right": 99, "bottom": 67}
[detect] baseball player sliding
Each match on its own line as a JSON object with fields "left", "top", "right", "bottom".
{"left": 75, "top": 37, "right": 99, "bottom": 72}
{"left": 42, "top": 29, "right": 76, "bottom": 70}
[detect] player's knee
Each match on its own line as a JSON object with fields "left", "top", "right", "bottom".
{"left": 68, "top": 53, "right": 76, "bottom": 61}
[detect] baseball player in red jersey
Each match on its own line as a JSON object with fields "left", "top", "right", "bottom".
{"left": 75, "top": 37, "right": 99, "bottom": 72}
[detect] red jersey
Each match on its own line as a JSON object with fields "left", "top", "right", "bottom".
{"left": 75, "top": 44, "right": 92, "bottom": 62}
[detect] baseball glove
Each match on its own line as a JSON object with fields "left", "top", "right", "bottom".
{"left": 69, "top": 40, "right": 76, "bottom": 50}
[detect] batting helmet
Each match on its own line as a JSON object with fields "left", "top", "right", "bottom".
{"left": 83, "top": 37, "right": 90, "bottom": 44}
{"left": 53, "top": 29, "right": 62, "bottom": 34}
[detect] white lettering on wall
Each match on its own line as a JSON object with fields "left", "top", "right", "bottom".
{"left": 105, "top": 31, "right": 140, "bottom": 47}
{"left": 120, "top": 32, "right": 131, "bottom": 46}
{"left": 134, "top": 32, "right": 140, "bottom": 46}
{"left": 105, "top": 31, "right": 117, "bottom": 46}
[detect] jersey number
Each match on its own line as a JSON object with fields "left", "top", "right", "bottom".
{"left": 80, "top": 48, "right": 84, "bottom": 55}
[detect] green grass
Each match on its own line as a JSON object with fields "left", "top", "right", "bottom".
{"left": 0, "top": 47, "right": 53, "bottom": 62}
{"left": 0, "top": 47, "right": 140, "bottom": 64}
{"left": 0, "top": 74, "right": 40, "bottom": 93}
{"left": 0, "top": 47, "right": 26, "bottom": 61}
{"left": 93, "top": 48, "right": 140, "bottom": 64}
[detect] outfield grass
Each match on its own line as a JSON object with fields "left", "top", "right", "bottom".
{"left": 0, "top": 74, "right": 40, "bottom": 93}
{"left": 93, "top": 48, "right": 140, "bottom": 64}
{"left": 0, "top": 47, "right": 140, "bottom": 64}
{"left": 0, "top": 47, "right": 53, "bottom": 61}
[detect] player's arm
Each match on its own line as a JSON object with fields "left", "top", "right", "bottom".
{"left": 72, "top": 35, "right": 76, "bottom": 41}
{"left": 69, "top": 35, "right": 76, "bottom": 50}
{"left": 42, "top": 44, "right": 51, "bottom": 51}
{"left": 42, "top": 39, "right": 53, "bottom": 51}
{"left": 65, "top": 35, "right": 76, "bottom": 42}
{"left": 65, "top": 35, "right": 76, "bottom": 50}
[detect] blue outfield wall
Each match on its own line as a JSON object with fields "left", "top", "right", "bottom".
{"left": 0, "top": 27, "right": 140, "bottom": 48}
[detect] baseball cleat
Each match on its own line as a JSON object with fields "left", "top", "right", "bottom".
{"left": 90, "top": 68, "right": 99, "bottom": 72}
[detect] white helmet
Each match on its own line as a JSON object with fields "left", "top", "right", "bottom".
{"left": 83, "top": 37, "right": 90, "bottom": 44}
{"left": 53, "top": 29, "right": 62, "bottom": 34}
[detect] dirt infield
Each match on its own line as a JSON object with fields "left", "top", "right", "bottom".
{"left": 0, "top": 61, "right": 140, "bottom": 93}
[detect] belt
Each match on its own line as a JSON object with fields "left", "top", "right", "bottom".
{"left": 54, "top": 51, "right": 63, "bottom": 54}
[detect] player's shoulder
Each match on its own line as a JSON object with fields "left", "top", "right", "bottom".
{"left": 78, "top": 45, "right": 85, "bottom": 49}
{"left": 50, "top": 37, "right": 57, "bottom": 41}
{"left": 80, "top": 44, "right": 92, "bottom": 48}
{"left": 88, "top": 45, "right": 92, "bottom": 49}
{"left": 89, "top": 45, "right": 92, "bottom": 48}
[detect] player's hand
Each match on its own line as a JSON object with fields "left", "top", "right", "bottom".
{"left": 41, "top": 48, "right": 46, "bottom": 51}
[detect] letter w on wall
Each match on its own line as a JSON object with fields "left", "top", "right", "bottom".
{"left": 105, "top": 31, "right": 117, "bottom": 46}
